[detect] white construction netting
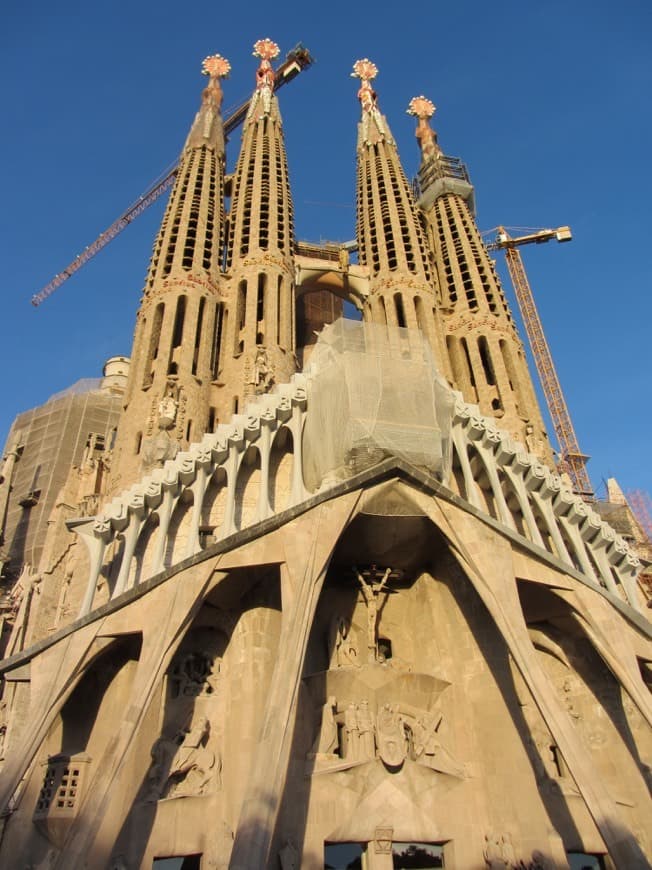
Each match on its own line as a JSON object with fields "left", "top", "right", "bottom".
{"left": 303, "top": 319, "right": 454, "bottom": 491}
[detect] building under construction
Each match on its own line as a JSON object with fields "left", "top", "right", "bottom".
{"left": 0, "top": 40, "right": 650, "bottom": 870}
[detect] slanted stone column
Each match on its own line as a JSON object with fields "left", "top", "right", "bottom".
{"left": 229, "top": 491, "right": 362, "bottom": 869}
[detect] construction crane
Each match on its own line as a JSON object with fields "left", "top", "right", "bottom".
{"left": 486, "top": 226, "right": 594, "bottom": 500}
{"left": 30, "top": 44, "right": 314, "bottom": 308}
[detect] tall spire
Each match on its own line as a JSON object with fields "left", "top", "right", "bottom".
{"left": 410, "top": 96, "right": 552, "bottom": 461}
{"left": 406, "top": 96, "right": 440, "bottom": 162}
{"left": 353, "top": 61, "right": 446, "bottom": 369}
{"left": 145, "top": 54, "right": 230, "bottom": 291}
{"left": 220, "top": 39, "right": 297, "bottom": 415}
{"left": 108, "top": 54, "right": 230, "bottom": 494}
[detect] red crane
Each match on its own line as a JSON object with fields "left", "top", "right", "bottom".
{"left": 486, "top": 226, "right": 594, "bottom": 500}
{"left": 30, "top": 44, "right": 314, "bottom": 308}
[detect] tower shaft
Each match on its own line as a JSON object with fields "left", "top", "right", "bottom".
{"left": 406, "top": 96, "right": 552, "bottom": 459}
{"left": 353, "top": 62, "right": 446, "bottom": 370}
{"left": 217, "top": 40, "right": 297, "bottom": 416}
{"left": 109, "top": 58, "right": 230, "bottom": 494}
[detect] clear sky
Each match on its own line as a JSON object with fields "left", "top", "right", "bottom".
{"left": 2, "top": 0, "right": 651, "bottom": 500}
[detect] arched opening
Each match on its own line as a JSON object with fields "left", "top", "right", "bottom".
{"left": 200, "top": 467, "right": 228, "bottom": 545}
{"left": 466, "top": 444, "right": 499, "bottom": 520}
{"left": 269, "top": 426, "right": 294, "bottom": 512}
{"left": 131, "top": 512, "right": 160, "bottom": 586}
{"left": 164, "top": 490, "right": 194, "bottom": 567}
{"left": 296, "top": 289, "right": 343, "bottom": 367}
{"left": 34, "top": 635, "right": 142, "bottom": 843}
{"left": 233, "top": 446, "right": 261, "bottom": 530}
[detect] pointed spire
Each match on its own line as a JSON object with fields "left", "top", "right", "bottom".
{"left": 246, "top": 38, "right": 280, "bottom": 122}
{"left": 407, "top": 96, "right": 441, "bottom": 162}
{"left": 184, "top": 54, "right": 230, "bottom": 152}
{"left": 351, "top": 59, "right": 392, "bottom": 146}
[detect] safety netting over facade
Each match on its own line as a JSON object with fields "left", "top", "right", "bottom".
{"left": 303, "top": 319, "right": 454, "bottom": 490}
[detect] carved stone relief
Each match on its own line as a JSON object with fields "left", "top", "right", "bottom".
{"left": 308, "top": 694, "right": 464, "bottom": 776}
{"left": 145, "top": 716, "right": 219, "bottom": 801}
{"left": 170, "top": 651, "right": 220, "bottom": 699}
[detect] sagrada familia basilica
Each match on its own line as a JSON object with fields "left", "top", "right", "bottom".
{"left": 0, "top": 38, "right": 650, "bottom": 870}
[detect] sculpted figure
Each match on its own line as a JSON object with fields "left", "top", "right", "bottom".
{"left": 353, "top": 564, "right": 395, "bottom": 660}
{"left": 172, "top": 651, "right": 216, "bottom": 697}
{"left": 344, "top": 703, "right": 360, "bottom": 761}
{"left": 412, "top": 710, "right": 465, "bottom": 777}
{"left": 311, "top": 696, "right": 339, "bottom": 757}
{"left": 166, "top": 716, "right": 215, "bottom": 798}
{"left": 158, "top": 381, "right": 179, "bottom": 430}
{"left": 483, "top": 831, "right": 508, "bottom": 869}
{"left": 357, "top": 699, "right": 375, "bottom": 759}
{"left": 330, "top": 615, "right": 358, "bottom": 668}
{"left": 376, "top": 703, "right": 407, "bottom": 767}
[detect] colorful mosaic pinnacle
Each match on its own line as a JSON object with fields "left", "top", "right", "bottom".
{"left": 202, "top": 54, "right": 231, "bottom": 79}
{"left": 407, "top": 95, "right": 436, "bottom": 120}
{"left": 253, "top": 38, "right": 280, "bottom": 62}
{"left": 351, "top": 58, "right": 378, "bottom": 83}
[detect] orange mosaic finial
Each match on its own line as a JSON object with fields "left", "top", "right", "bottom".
{"left": 253, "top": 38, "right": 280, "bottom": 91}
{"left": 407, "top": 95, "right": 439, "bottom": 159}
{"left": 202, "top": 54, "right": 231, "bottom": 79}
{"left": 352, "top": 59, "right": 379, "bottom": 114}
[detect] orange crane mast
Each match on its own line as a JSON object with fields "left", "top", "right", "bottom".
{"left": 30, "top": 44, "right": 314, "bottom": 308}
{"left": 486, "top": 226, "right": 594, "bottom": 500}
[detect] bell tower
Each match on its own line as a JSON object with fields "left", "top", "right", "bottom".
{"left": 109, "top": 54, "right": 231, "bottom": 494}
{"left": 352, "top": 60, "right": 447, "bottom": 371}
{"left": 410, "top": 96, "right": 552, "bottom": 460}
{"left": 220, "top": 39, "right": 297, "bottom": 416}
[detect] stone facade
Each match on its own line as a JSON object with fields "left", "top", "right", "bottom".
{"left": 0, "top": 44, "right": 650, "bottom": 870}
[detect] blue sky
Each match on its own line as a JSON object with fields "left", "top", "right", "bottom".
{"left": 2, "top": 0, "right": 651, "bottom": 500}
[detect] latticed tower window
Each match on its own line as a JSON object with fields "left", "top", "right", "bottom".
{"left": 34, "top": 754, "right": 90, "bottom": 820}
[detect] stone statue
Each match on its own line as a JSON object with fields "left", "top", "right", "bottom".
{"left": 311, "top": 695, "right": 339, "bottom": 757}
{"left": 483, "top": 831, "right": 508, "bottom": 869}
{"left": 412, "top": 710, "right": 443, "bottom": 764}
{"left": 353, "top": 564, "right": 396, "bottom": 660}
{"left": 171, "top": 651, "right": 218, "bottom": 697}
{"left": 344, "top": 703, "right": 360, "bottom": 761}
{"left": 357, "top": 699, "right": 375, "bottom": 760}
{"left": 330, "top": 615, "right": 358, "bottom": 667}
{"left": 375, "top": 703, "right": 407, "bottom": 767}
{"left": 411, "top": 709, "right": 465, "bottom": 777}
{"left": 249, "top": 347, "right": 274, "bottom": 395}
{"left": 165, "top": 716, "right": 216, "bottom": 798}
{"left": 158, "top": 381, "right": 179, "bottom": 430}
{"left": 525, "top": 424, "right": 544, "bottom": 460}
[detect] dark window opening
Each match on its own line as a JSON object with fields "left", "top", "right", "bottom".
{"left": 377, "top": 638, "right": 392, "bottom": 661}
{"left": 257, "top": 273, "right": 265, "bottom": 322}
{"left": 171, "top": 296, "right": 187, "bottom": 349}
{"left": 152, "top": 856, "right": 201, "bottom": 870}
{"left": 478, "top": 336, "right": 496, "bottom": 386}
{"left": 210, "top": 303, "right": 224, "bottom": 380}
{"left": 394, "top": 294, "right": 407, "bottom": 328}
{"left": 192, "top": 297, "right": 205, "bottom": 376}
